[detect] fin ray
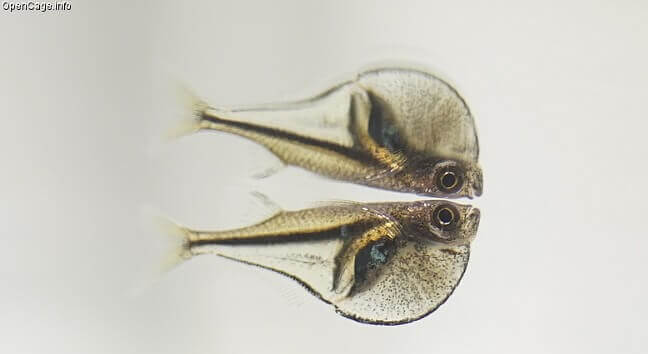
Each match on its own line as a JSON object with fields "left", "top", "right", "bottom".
{"left": 167, "top": 84, "right": 209, "bottom": 140}
{"left": 153, "top": 215, "right": 193, "bottom": 272}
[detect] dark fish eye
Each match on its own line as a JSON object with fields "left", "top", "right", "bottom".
{"left": 440, "top": 171, "right": 458, "bottom": 189}
{"left": 436, "top": 166, "right": 463, "bottom": 193}
{"left": 433, "top": 204, "right": 459, "bottom": 230}
{"left": 437, "top": 207, "right": 454, "bottom": 225}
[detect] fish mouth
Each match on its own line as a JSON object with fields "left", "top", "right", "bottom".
{"left": 470, "top": 168, "right": 483, "bottom": 197}
{"left": 455, "top": 166, "right": 482, "bottom": 199}
{"left": 465, "top": 207, "right": 481, "bottom": 241}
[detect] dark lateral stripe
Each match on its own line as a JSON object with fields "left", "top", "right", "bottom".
{"left": 188, "top": 220, "right": 377, "bottom": 248}
{"left": 201, "top": 113, "right": 378, "bottom": 164}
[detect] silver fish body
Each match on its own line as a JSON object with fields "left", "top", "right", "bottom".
{"left": 170, "top": 199, "right": 480, "bottom": 325}
{"left": 187, "top": 68, "right": 483, "bottom": 198}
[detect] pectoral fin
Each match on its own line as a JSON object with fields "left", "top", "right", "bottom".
{"left": 348, "top": 89, "right": 407, "bottom": 175}
{"left": 332, "top": 218, "right": 402, "bottom": 296}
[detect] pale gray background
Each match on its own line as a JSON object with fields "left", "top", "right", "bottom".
{"left": 1, "top": 1, "right": 647, "bottom": 353}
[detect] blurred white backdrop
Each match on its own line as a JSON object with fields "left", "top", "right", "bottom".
{"left": 1, "top": 1, "right": 647, "bottom": 353}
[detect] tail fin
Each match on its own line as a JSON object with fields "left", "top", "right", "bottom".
{"left": 127, "top": 207, "right": 194, "bottom": 298}
{"left": 166, "top": 84, "right": 210, "bottom": 140}
{"left": 154, "top": 215, "right": 194, "bottom": 273}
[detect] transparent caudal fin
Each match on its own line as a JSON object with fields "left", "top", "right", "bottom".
{"left": 166, "top": 84, "right": 210, "bottom": 140}
{"left": 127, "top": 206, "right": 195, "bottom": 298}
{"left": 153, "top": 215, "right": 194, "bottom": 273}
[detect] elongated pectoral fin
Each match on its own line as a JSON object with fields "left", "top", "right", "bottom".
{"left": 331, "top": 220, "right": 402, "bottom": 296}
{"left": 349, "top": 87, "right": 408, "bottom": 174}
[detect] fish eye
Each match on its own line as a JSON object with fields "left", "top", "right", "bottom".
{"left": 432, "top": 204, "right": 459, "bottom": 230}
{"left": 435, "top": 165, "right": 463, "bottom": 193}
{"left": 437, "top": 207, "right": 454, "bottom": 225}
{"left": 440, "top": 171, "right": 458, "bottom": 189}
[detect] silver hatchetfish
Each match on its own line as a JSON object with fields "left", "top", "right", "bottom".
{"left": 165, "top": 197, "right": 480, "bottom": 325}
{"left": 178, "top": 67, "right": 482, "bottom": 198}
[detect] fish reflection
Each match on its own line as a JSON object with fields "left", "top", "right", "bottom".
{"left": 179, "top": 68, "right": 482, "bottom": 198}
{"left": 166, "top": 197, "right": 480, "bottom": 325}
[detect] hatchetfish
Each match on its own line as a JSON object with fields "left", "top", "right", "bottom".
{"left": 165, "top": 197, "right": 480, "bottom": 325}
{"left": 178, "top": 67, "right": 482, "bottom": 198}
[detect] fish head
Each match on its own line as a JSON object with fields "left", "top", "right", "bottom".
{"left": 414, "top": 200, "right": 480, "bottom": 246}
{"left": 411, "top": 159, "right": 482, "bottom": 199}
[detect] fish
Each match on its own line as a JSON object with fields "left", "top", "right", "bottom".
{"left": 178, "top": 67, "right": 483, "bottom": 198}
{"left": 165, "top": 196, "right": 480, "bottom": 325}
